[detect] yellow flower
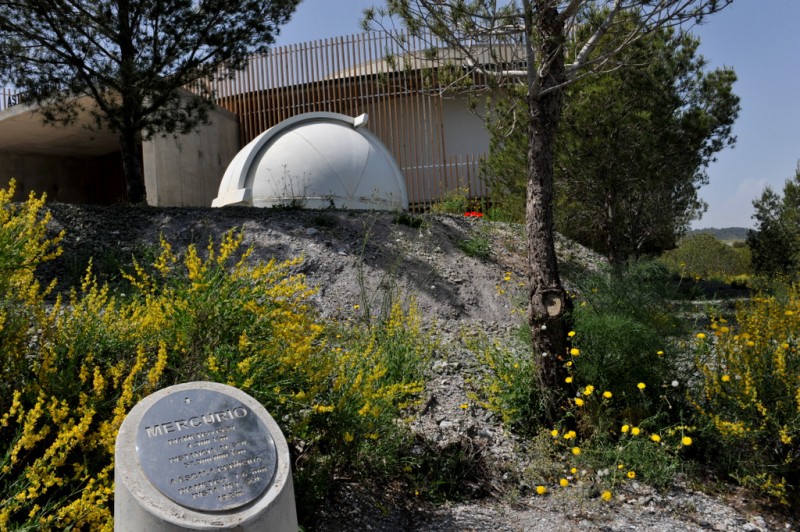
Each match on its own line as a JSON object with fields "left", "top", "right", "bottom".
{"left": 568, "top": 331, "right": 576, "bottom": 337}
{"left": 621, "top": 424, "right": 630, "bottom": 433}
{"left": 570, "top": 467, "right": 577, "bottom": 474}
{"left": 627, "top": 471, "right": 636, "bottom": 479}
{"left": 602, "top": 391, "right": 612, "bottom": 399}
{"left": 559, "top": 478, "right": 569, "bottom": 487}
{"left": 344, "top": 432, "right": 354, "bottom": 443}
{"left": 565, "top": 377, "right": 573, "bottom": 383}
{"left": 459, "top": 403, "right": 469, "bottom": 409}
{"left": 601, "top": 490, "right": 613, "bottom": 501}
{"left": 583, "top": 385, "right": 595, "bottom": 395}
{"left": 571, "top": 447, "right": 581, "bottom": 455}
{"left": 650, "top": 434, "right": 661, "bottom": 443}
{"left": 785, "top": 310, "right": 795, "bottom": 316}
{"left": 657, "top": 350, "right": 664, "bottom": 356}
{"left": 536, "top": 485, "right": 547, "bottom": 495}
{"left": 574, "top": 398, "right": 584, "bottom": 407}
{"left": 631, "top": 427, "right": 641, "bottom": 436}
{"left": 563, "top": 430, "right": 577, "bottom": 440}
{"left": 637, "top": 382, "right": 646, "bottom": 391}
{"left": 696, "top": 333, "right": 706, "bottom": 340}
{"left": 681, "top": 436, "right": 693, "bottom": 446}
{"left": 721, "top": 375, "right": 731, "bottom": 382}
{"left": 570, "top": 348, "right": 580, "bottom": 356}
{"left": 551, "top": 429, "right": 559, "bottom": 437}
{"left": 746, "top": 340, "right": 755, "bottom": 347}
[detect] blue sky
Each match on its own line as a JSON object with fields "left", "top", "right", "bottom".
{"left": 274, "top": 0, "right": 799, "bottom": 229}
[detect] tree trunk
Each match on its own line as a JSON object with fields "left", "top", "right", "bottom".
{"left": 526, "top": 3, "right": 571, "bottom": 422}
{"left": 119, "top": 129, "right": 146, "bottom": 204}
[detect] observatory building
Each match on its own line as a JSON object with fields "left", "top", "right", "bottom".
{"left": 212, "top": 112, "right": 408, "bottom": 211}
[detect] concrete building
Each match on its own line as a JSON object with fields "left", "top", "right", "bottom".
{"left": 0, "top": 32, "right": 498, "bottom": 208}
{"left": 0, "top": 92, "right": 239, "bottom": 206}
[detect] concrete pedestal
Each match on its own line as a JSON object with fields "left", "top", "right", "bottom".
{"left": 115, "top": 382, "right": 297, "bottom": 531}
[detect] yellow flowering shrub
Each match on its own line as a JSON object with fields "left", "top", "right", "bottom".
{"left": 692, "top": 285, "right": 800, "bottom": 504}
{"left": 294, "top": 297, "right": 429, "bottom": 496}
{"left": 0, "top": 185, "right": 428, "bottom": 528}
{"left": 0, "top": 181, "right": 62, "bottom": 405}
{"left": 467, "top": 333, "right": 540, "bottom": 435}
{"left": 0, "top": 185, "right": 164, "bottom": 529}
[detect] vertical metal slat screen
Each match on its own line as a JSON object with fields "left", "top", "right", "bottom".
{"left": 197, "top": 31, "right": 487, "bottom": 210}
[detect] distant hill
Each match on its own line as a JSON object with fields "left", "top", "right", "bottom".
{"left": 689, "top": 227, "right": 749, "bottom": 241}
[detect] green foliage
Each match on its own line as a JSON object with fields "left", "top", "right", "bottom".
{"left": 690, "top": 283, "right": 800, "bottom": 505}
{"left": 457, "top": 227, "right": 491, "bottom": 260}
{"left": 393, "top": 212, "right": 424, "bottom": 228}
{"left": 747, "top": 169, "right": 800, "bottom": 275}
{"left": 579, "top": 418, "right": 692, "bottom": 491}
{"left": 483, "top": 12, "right": 739, "bottom": 265}
{"left": 430, "top": 187, "right": 472, "bottom": 215}
{"left": 0, "top": 0, "right": 300, "bottom": 201}
{"left": 568, "top": 262, "right": 690, "bottom": 427}
{"left": 467, "top": 330, "right": 544, "bottom": 436}
{"left": 660, "top": 233, "right": 752, "bottom": 280}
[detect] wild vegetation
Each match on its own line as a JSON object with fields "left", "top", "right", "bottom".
{"left": 0, "top": 183, "right": 433, "bottom": 529}
{"left": 1, "top": 180, "right": 797, "bottom": 529}
{"left": 366, "top": 1, "right": 734, "bottom": 416}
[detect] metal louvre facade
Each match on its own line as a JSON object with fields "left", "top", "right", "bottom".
{"left": 194, "top": 32, "right": 489, "bottom": 209}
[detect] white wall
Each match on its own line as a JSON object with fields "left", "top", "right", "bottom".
{"left": 143, "top": 106, "right": 239, "bottom": 207}
{"left": 440, "top": 96, "right": 489, "bottom": 157}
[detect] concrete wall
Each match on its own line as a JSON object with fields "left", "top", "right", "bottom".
{"left": 0, "top": 151, "right": 125, "bottom": 204}
{"left": 441, "top": 96, "right": 489, "bottom": 157}
{"left": 143, "top": 106, "right": 239, "bottom": 207}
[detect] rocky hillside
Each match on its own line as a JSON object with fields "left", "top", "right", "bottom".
{"left": 39, "top": 204, "right": 794, "bottom": 532}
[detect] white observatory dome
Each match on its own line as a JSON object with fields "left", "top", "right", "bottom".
{"left": 212, "top": 112, "right": 408, "bottom": 210}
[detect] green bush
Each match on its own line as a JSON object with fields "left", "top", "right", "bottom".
{"left": 660, "top": 233, "right": 751, "bottom": 280}
{"left": 567, "top": 262, "right": 690, "bottom": 431}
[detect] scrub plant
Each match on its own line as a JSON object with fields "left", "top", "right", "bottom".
{"left": 430, "top": 187, "right": 470, "bottom": 215}
{"left": 691, "top": 283, "right": 800, "bottom": 504}
{"left": 0, "top": 181, "right": 429, "bottom": 529}
{"left": 457, "top": 222, "right": 491, "bottom": 260}
{"left": 471, "top": 261, "right": 695, "bottom": 497}
{"left": 660, "top": 233, "right": 751, "bottom": 282}
{"left": 567, "top": 262, "right": 690, "bottom": 429}
{"left": 468, "top": 332, "right": 542, "bottom": 436}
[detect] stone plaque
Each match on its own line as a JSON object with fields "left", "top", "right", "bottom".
{"left": 135, "top": 388, "right": 277, "bottom": 512}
